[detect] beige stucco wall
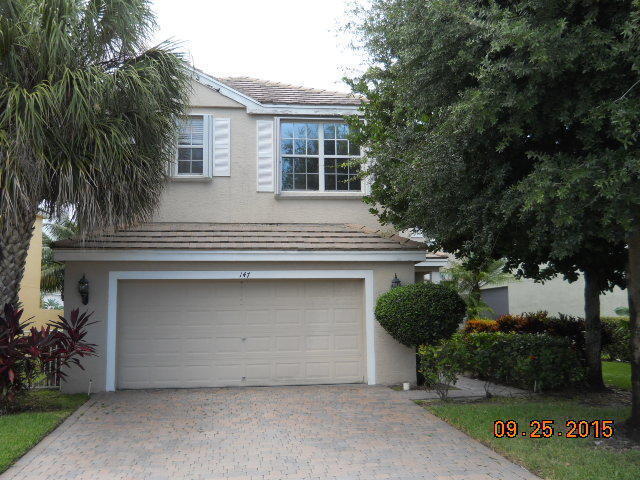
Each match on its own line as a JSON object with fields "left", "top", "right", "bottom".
{"left": 18, "top": 215, "right": 63, "bottom": 327}
{"left": 60, "top": 260, "right": 417, "bottom": 393}
{"left": 505, "top": 276, "right": 627, "bottom": 317}
{"left": 153, "top": 80, "right": 379, "bottom": 227}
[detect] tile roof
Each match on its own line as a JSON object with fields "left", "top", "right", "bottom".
{"left": 54, "top": 223, "right": 429, "bottom": 252}
{"left": 214, "top": 77, "right": 362, "bottom": 106}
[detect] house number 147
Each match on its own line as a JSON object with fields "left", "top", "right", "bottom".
{"left": 239, "top": 272, "right": 251, "bottom": 278}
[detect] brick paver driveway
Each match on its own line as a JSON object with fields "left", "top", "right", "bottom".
{"left": 3, "top": 386, "right": 538, "bottom": 480}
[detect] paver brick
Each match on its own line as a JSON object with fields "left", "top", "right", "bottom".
{"left": 2, "top": 385, "right": 539, "bottom": 480}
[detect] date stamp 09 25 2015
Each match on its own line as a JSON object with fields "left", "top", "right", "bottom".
{"left": 493, "top": 419, "right": 614, "bottom": 439}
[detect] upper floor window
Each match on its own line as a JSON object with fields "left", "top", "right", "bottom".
{"left": 177, "top": 116, "right": 204, "bottom": 175}
{"left": 280, "top": 121, "right": 361, "bottom": 192}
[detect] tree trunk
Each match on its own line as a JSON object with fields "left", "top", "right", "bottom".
{"left": 583, "top": 269, "right": 605, "bottom": 391}
{"left": 626, "top": 224, "right": 640, "bottom": 434}
{"left": 0, "top": 209, "right": 37, "bottom": 308}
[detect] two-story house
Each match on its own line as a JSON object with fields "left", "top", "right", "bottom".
{"left": 53, "top": 70, "right": 446, "bottom": 393}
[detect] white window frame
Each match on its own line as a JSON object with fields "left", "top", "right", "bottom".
{"left": 275, "top": 117, "right": 363, "bottom": 196}
{"left": 173, "top": 115, "right": 210, "bottom": 179}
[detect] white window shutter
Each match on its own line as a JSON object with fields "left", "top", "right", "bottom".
{"left": 212, "top": 118, "right": 231, "bottom": 177}
{"left": 256, "top": 120, "right": 274, "bottom": 192}
{"left": 203, "top": 115, "right": 214, "bottom": 177}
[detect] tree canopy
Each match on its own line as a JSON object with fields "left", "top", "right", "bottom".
{"left": 348, "top": 0, "right": 640, "bottom": 428}
{"left": 0, "top": 0, "right": 190, "bottom": 305}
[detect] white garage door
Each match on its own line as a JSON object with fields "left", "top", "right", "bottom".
{"left": 116, "top": 279, "right": 364, "bottom": 389}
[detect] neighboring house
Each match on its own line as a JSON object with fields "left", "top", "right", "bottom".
{"left": 53, "top": 71, "right": 445, "bottom": 393}
{"left": 19, "top": 214, "right": 64, "bottom": 327}
{"left": 481, "top": 276, "right": 627, "bottom": 318}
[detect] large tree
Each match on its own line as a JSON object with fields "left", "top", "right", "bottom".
{"left": 0, "top": 0, "right": 190, "bottom": 306}
{"left": 348, "top": 0, "right": 639, "bottom": 428}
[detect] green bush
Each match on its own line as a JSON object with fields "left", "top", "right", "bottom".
{"left": 465, "top": 312, "right": 616, "bottom": 363}
{"left": 601, "top": 317, "right": 631, "bottom": 362}
{"left": 375, "top": 282, "right": 466, "bottom": 347}
{"left": 420, "top": 332, "right": 586, "bottom": 391}
{"left": 418, "top": 342, "right": 466, "bottom": 400}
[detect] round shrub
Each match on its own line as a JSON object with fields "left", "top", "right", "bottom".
{"left": 375, "top": 282, "right": 466, "bottom": 347}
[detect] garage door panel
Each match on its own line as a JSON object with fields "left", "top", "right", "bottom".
{"left": 117, "top": 279, "right": 364, "bottom": 389}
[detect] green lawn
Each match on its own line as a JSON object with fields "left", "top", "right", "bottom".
{"left": 425, "top": 397, "right": 639, "bottom": 480}
{"left": 0, "top": 390, "right": 88, "bottom": 473}
{"left": 603, "top": 361, "right": 631, "bottom": 390}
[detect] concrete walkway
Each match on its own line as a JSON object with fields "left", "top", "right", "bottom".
{"left": 400, "top": 376, "right": 530, "bottom": 401}
{"left": 2, "top": 385, "right": 539, "bottom": 480}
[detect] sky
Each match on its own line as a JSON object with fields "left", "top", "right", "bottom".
{"left": 150, "top": 0, "right": 367, "bottom": 93}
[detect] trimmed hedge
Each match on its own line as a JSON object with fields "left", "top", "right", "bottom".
{"left": 375, "top": 282, "right": 466, "bottom": 347}
{"left": 420, "top": 332, "right": 586, "bottom": 391}
{"left": 464, "top": 311, "right": 615, "bottom": 358}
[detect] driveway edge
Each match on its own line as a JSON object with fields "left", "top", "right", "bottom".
{"left": 1, "top": 393, "right": 100, "bottom": 480}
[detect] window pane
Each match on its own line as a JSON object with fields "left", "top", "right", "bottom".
{"left": 324, "top": 140, "right": 335, "bottom": 155}
{"left": 281, "top": 122, "right": 294, "bottom": 138}
{"left": 294, "top": 174, "right": 307, "bottom": 189}
{"left": 306, "top": 124, "right": 319, "bottom": 139}
{"left": 307, "top": 174, "right": 319, "bottom": 190}
{"left": 294, "top": 123, "right": 307, "bottom": 138}
{"left": 282, "top": 157, "right": 293, "bottom": 174}
{"left": 336, "top": 124, "right": 349, "bottom": 139}
{"left": 349, "top": 142, "right": 361, "bottom": 156}
{"left": 350, "top": 178, "right": 362, "bottom": 191}
{"left": 294, "top": 157, "right": 306, "bottom": 173}
{"left": 323, "top": 124, "right": 336, "bottom": 139}
{"left": 337, "top": 161, "right": 349, "bottom": 174}
{"left": 281, "top": 139, "right": 293, "bottom": 154}
{"left": 178, "top": 148, "right": 191, "bottom": 160}
{"left": 337, "top": 140, "right": 349, "bottom": 155}
{"left": 324, "top": 158, "right": 336, "bottom": 171}
{"left": 177, "top": 161, "right": 190, "bottom": 174}
{"left": 282, "top": 174, "right": 294, "bottom": 190}
{"left": 337, "top": 174, "right": 350, "bottom": 190}
{"left": 191, "top": 161, "right": 203, "bottom": 174}
{"left": 325, "top": 174, "right": 336, "bottom": 190}
{"left": 307, "top": 158, "right": 318, "bottom": 173}
{"left": 191, "top": 148, "right": 203, "bottom": 160}
{"left": 294, "top": 139, "right": 306, "bottom": 154}
{"left": 307, "top": 139, "right": 318, "bottom": 155}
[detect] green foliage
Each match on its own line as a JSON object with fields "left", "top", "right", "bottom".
{"left": 601, "top": 317, "right": 632, "bottom": 362}
{"left": 465, "top": 311, "right": 620, "bottom": 362}
{"left": 40, "top": 216, "right": 78, "bottom": 295}
{"left": 375, "top": 282, "right": 466, "bottom": 347}
{"left": 442, "top": 258, "right": 514, "bottom": 317}
{"left": 347, "top": 0, "right": 631, "bottom": 292}
{"left": 418, "top": 342, "right": 466, "bottom": 400}
{"left": 423, "top": 332, "right": 586, "bottom": 391}
{"left": 0, "top": 0, "right": 190, "bottom": 243}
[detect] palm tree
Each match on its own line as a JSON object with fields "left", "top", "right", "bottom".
{"left": 0, "top": 0, "right": 190, "bottom": 306}
{"left": 41, "top": 216, "right": 78, "bottom": 297}
{"left": 441, "top": 258, "right": 515, "bottom": 317}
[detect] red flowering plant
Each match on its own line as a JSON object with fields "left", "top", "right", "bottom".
{"left": 0, "top": 304, "right": 96, "bottom": 410}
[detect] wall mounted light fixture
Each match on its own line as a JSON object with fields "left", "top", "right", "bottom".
{"left": 391, "top": 273, "right": 401, "bottom": 289}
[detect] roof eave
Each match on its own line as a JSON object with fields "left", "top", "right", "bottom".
{"left": 192, "top": 67, "right": 362, "bottom": 116}
{"left": 53, "top": 249, "right": 426, "bottom": 263}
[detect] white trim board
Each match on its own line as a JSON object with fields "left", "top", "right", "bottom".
{"left": 105, "top": 270, "right": 376, "bottom": 392}
{"left": 55, "top": 249, "right": 425, "bottom": 262}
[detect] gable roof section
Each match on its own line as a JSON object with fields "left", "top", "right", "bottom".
{"left": 192, "top": 68, "right": 362, "bottom": 115}
{"left": 54, "top": 223, "right": 426, "bottom": 251}
{"left": 214, "top": 77, "right": 361, "bottom": 106}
